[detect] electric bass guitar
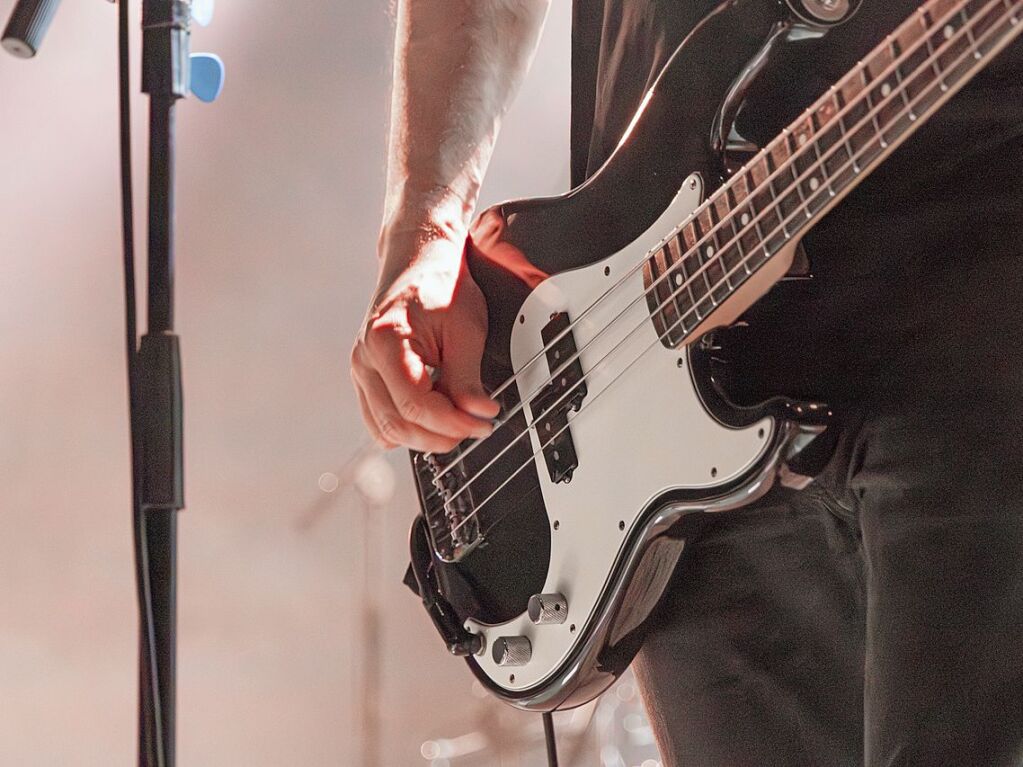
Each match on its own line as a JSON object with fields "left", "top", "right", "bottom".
{"left": 404, "top": 0, "right": 1023, "bottom": 711}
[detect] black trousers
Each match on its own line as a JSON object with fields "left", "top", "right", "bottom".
{"left": 632, "top": 99, "right": 1023, "bottom": 765}
{"left": 635, "top": 395, "right": 1023, "bottom": 766}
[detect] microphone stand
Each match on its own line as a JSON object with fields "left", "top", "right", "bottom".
{"left": 5, "top": 1, "right": 221, "bottom": 764}
{"left": 135, "top": 2, "right": 192, "bottom": 764}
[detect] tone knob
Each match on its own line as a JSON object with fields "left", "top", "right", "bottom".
{"left": 492, "top": 636, "right": 532, "bottom": 667}
{"left": 528, "top": 593, "right": 568, "bottom": 625}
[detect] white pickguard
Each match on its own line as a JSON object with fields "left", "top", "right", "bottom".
{"left": 464, "top": 176, "right": 775, "bottom": 691}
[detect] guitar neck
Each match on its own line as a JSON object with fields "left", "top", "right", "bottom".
{"left": 648, "top": 0, "right": 1022, "bottom": 347}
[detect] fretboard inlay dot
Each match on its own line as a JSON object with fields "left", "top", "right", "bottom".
{"left": 644, "top": 0, "right": 1018, "bottom": 355}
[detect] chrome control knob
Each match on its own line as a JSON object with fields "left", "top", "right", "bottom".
{"left": 528, "top": 593, "right": 568, "bottom": 625}
{"left": 492, "top": 636, "right": 532, "bottom": 667}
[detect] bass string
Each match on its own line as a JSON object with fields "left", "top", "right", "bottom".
{"left": 421, "top": 0, "right": 978, "bottom": 516}
{"left": 422, "top": 0, "right": 974, "bottom": 487}
{"left": 430, "top": 0, "right": 1014, "bottom": 549}
{"left": 427, "top": 0, "right": 991, "bottom": 523}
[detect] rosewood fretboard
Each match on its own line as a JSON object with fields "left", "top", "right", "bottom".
{"left": 644, "top": 0, "right": 1022, "bottom": 347}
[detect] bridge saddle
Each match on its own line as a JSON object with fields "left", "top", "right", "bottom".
{"left": 414, "top": 447, "right": 482, "bottom": 563}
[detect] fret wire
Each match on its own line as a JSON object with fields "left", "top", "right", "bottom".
{"left": 644, "top": 255, "right": 671, "bottom": 343}
{"left": 803, "top": 119, "right": 832, "bottom": 206}
{"left": 683, "top": 222, "right": 713, "bottom": 315}
{"left": 860, "top": 68, "right": 886, "bottom": 153}
{"left": 698, "top": 206, "right": 727, "bottom": 298}
{"left": 846, "top": 133, "right": 860, "bottom": 173}
{"left": 791, "top": 116, "right": 820, "bottom": 206}
{"left": 659, "top": 246, "right": 685, "bottom": 340}
{"left": 669, "top": 235, "right": 697, "bottom": 330}
{"left": 712, "top": 195, "right": 741, "bottom": 289}
{"left": 891, "top": 38, "right": 918, "bottom": 120}
{"left": 745, "top": 163, "right": 764, "bottom": 255}
{"left": 693, "top": 215, "right": 719, "bottom": 307}
{"left": 937, "top": 8, "right": 973, "bottom": 77}
{"left": 870, "top": 47, "right": 893, "bottom": 143}
{"left": 726, "top": 181, "right": 752, "bottom": 268}
{"left": 834, "top": 78, "right": 859, "bottom": 173}
{"left": 784, "top": 129, "right": 809, "bottom": 210}
{"left": 765, "top": 146, "right": 790, "bottom": 238}
{"left": 899, "top": 14, "right": 939, "bottom": 103}
{"left": 923, "top": 10, "right": 951, "bottom": 89}
{"left": 787, "top": 130, "right": 812, "bottom": 218}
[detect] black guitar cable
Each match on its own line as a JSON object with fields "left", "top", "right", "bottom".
{"left": 118, "top": 1, "right": 167, "bottom": 765}
{"left": 543, "top": 712, "right": 559, "bottom": 766}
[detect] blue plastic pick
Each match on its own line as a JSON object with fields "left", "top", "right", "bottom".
{"left": 189, "top": 53, "right": 225, "bottom": 103}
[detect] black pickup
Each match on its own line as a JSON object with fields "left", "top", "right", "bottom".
{"left": 529, "top": 312, "right": 588, "bottom": 484}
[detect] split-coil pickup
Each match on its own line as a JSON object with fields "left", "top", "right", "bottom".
{"left": 529, "top": 312, "right": 587, "bottom": 484}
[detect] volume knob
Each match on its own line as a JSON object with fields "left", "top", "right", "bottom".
{"left": 492, "top": 636, "right": 532, "bottom": 667}
{"left": 528, "top": 593, "right": 568, "bottom": 625}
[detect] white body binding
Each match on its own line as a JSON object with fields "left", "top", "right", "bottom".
{"left": 465, "top": 176, "right": 776, "bottom": 691}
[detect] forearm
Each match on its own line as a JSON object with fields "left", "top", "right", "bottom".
{"left": 380, "top": 0, "right": 549, "bottom": 269}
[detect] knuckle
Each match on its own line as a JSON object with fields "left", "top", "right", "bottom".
{"left": 378, "top": 418, "right": 404, "bottom": 441}
{"left": 398, "top": 397, "right": 422, "bottom": 422}
{"left": 349, "top": 342, "right": 368, "bottom": 370}
{"left": 360, "top": 328, "right": 382, "bottom": 356}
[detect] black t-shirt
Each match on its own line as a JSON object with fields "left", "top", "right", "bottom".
{"left": 570, "top": 1, "right": 1023, "bottom": 405}
{"left": 570, "top": 1, "right": 1023, "bottom": 183}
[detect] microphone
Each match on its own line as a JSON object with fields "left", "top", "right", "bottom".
{"left": 2, "top": 0, "right": 61, "bottom": 58}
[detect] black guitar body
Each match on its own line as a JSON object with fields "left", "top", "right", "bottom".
{"left": 406, "top": 0, "right": 857, "bottom": 711}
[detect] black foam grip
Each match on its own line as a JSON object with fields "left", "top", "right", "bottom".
{"left": 2, "top": 0, "right": 61, "bottom": 58}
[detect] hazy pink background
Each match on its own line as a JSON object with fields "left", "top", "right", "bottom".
{"left": 0, "top": 1, "right": 588, "bottom": 764}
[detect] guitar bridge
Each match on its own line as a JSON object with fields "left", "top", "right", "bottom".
{"left": 413, "top": 447, "right": 483, "bottom": 563}
{"left": 530, "top": 312, "right": 587, "bottom": 484}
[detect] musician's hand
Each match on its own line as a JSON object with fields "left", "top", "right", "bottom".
{"left": 351, "top": 232, "right": 500, "bottom": 453}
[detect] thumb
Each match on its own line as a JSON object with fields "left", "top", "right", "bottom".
{"left": 438, "top": 324, "right": 501, "bottom": 421}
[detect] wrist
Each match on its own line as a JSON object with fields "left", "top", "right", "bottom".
{"left": 375, "top": 224, "right": 467, "bottom": 301}
{"left": 380, "top": 183, "right": 474, "bottom": 246}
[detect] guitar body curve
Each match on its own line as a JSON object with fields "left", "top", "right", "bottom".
{"left": 406, "top": 0, "right": 1023, "bottom": 712}
{"left": 407, "top": 0, "right": 842, "bottom": 711}
{"left": 465, "top": 181, "right": 794, "bottom": 706}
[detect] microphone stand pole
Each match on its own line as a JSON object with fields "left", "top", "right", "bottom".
{"left": 135, "top": 1, "right": 189, "bottom": 763}
{"left": 4, "top": 1, "right": 222, "bottom": 763}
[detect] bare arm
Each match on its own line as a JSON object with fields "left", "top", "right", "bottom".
{"left": 351, "top": 0, "right": 550, "bottom": 452}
